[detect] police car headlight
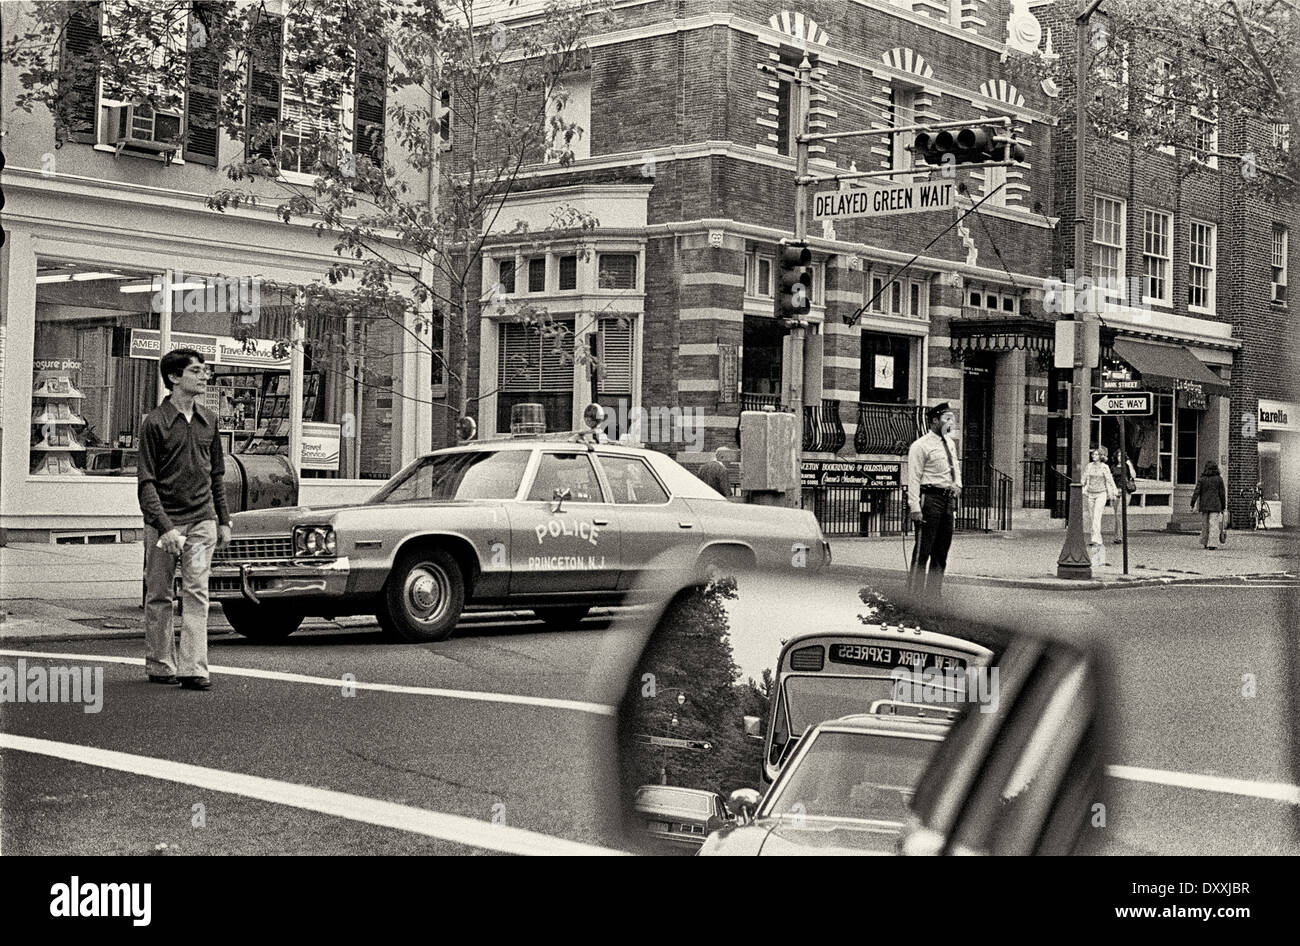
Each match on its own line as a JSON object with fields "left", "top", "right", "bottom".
{"left": 294, "top": 526, "right": 336, "bottom": 557}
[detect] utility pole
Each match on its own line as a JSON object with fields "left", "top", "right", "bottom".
{"left": 1057, "top": 0, "right": 1106, "bottom": 579}
{"left": 788, "top": 53, "right": 813, "bottom": 509}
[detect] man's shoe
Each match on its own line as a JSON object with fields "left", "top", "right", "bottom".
{"left": 178, "top": 676, "right": 212, "bottom": 691}
{"left": 148, "top": 674, "right": 179, "bottom": 685}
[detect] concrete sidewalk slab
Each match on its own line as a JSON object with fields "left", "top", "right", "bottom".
{"left": 828, "top": 528, "right": 1298, "bottom": 590}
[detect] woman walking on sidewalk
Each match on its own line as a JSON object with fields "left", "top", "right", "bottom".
{"left": 1191, "top": 460, "right": 1227, "bottom": 550}
{"left": 1083, "top": 449, "right": 1119, "bottom": 554}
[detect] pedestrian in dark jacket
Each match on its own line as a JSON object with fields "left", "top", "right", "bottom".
{"left": 1190, "top": 460, "right": 1227, "bottom": 550}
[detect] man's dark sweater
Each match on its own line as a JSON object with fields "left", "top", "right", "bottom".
{"left": 137, "top": 396, "right": 231, "bottom": 534}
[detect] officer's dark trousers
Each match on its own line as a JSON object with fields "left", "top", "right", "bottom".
{"left": 909, "top": 491, "right": 955, "bottom": 596}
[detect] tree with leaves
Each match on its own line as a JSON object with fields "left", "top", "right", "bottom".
{"left": 1008, "top": 0, "right": 1297, "bottom": 193}
{"left": 3, "top": 0, "right": 615, "bottom": 445}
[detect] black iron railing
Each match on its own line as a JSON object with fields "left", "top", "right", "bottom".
{"left": 1021, "top": 458, "right": 1047, "bottom": 509}
{"left": 854, "top": 403, "right": 925, "bottom": 455}
{"left": 802, "top": 483, "right": 910, "bottom": 537}
{"left": 803, "top": 400, "right": 846, "bottom": 453}
{"left": 956, "top": 464, "right": 1014, "bottom": 532}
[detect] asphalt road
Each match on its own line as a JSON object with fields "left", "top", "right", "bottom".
{"left": 1, "top": 580, "right": 1296, "bottom": 855}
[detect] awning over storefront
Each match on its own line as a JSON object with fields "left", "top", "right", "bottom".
{"left": 948, "top": 317, "right": 1055, "bottom": 354}
{"left": 1111, "top": 338, "right": 1230, "bottom": 398}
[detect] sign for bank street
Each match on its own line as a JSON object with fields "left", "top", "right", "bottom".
{"left": 1093, "top": 392, "right": 1153, "bottom": 416}
{"left": 813, "top": 180, "right": 956, "bottom": 220}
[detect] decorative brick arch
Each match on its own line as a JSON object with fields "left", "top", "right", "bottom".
{"left": 767, "top": 10, "right": 830, "bottom": 46}
{"left": 881, "top": 47, "right": 934, "bottom": 80}
{"left": 979, "top": 79, "right": 1026, "bottom": 108}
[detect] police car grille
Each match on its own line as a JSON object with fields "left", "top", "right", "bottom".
{"left": 214, "top": 537, "right": 293, "bottom": 563}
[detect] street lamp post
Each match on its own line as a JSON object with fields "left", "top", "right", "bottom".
{"left": 1057, "top": 0, "right": 1106, "bottom": 579}
{"left": 658, "top": 690, "right": 688, "bottom": 785}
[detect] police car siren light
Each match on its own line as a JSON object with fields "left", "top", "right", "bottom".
{"left": 510, "top": 402, "right": 546, "bottom": 436}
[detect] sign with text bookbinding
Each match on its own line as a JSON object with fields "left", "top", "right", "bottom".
{"left": 802, "top": 460, "right": 902, "bottom": 489}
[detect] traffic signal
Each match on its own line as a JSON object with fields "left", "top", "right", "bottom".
{"left": 776, "top": 239, "right": 812, "bottom": 321}
{"left": 912, "top": 125, "right": 1026, "bottom": 166}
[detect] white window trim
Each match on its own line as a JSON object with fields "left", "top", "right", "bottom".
{"left": 1187, "top": 220, "right": 1216, "bottom": 314}
{"left": 1273, "top": 225, "right": 1289, "bottom": 304}
{"left": 1093, "top": 195, "right": 1127, "bottom": 298}
{"left": 1142, "top": 209, "right": 1173, "bottom": 307}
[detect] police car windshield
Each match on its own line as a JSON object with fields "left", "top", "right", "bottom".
{"left": 369, "top": 450, "right": 530, "bottom": 503}
{"left": 782, "top": 675, "right": 964, "bottom": 735}
{"left": 763, "top": 730, "right": 938, "bottom": 823}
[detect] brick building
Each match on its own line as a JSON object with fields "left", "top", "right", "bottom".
{"left": 0, "top": 0, "right": 433, "bottom": 544}
{"left": 456, "top": 0, "right": 1297, "bottom": 533}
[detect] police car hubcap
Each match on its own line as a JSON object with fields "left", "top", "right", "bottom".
{"left": 406, "top": 568, "right": 446, "bottom": 618}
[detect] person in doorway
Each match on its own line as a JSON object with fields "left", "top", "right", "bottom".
{"left": 1082, "top": 449, "right": 1119, "bottom": 555}
{"left": 907, "top": 403, "right": 962, "bottom": 597}
{"left": 697, "top": 446, "right": 734, "bottom": 498}
{"left": 137, "top": 349, "right": 231, "bottom": 691}
{"left": 1109, "top": 447, "right": 1137, "bottom": 544}
{"left": 1190, "top": 460, "right": 1227, "bottom": 550}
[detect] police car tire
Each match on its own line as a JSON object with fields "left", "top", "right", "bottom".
{"left": 383, "top": 547, "right": 465, "bottom": 643}
{"left": 697, "top": 546, "right": 753, "bottom": 583}
{"left": 532, "top": 605, "right": 591, "bottom": 630}
{"left": 221, "top": 601, "right": 304, "bottom": 642}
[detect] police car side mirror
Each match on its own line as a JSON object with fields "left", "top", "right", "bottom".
{"left": 551, "top": 487, "right": 571, "bottom": 514}
{"left": 727, "top": 788, "right": 761, "bottom": 823}
{"left": 899, "top": 634, "right": 1112, "bottom": 856}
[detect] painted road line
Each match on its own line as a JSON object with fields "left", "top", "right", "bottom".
{"left": 0, "top": 649, "right": 616, "bottom": 717}
{"left": 0, "top": 734, "right": 624, "bottom": 856}
{"left": 1107, "top": 764, "right": 1300, "bottom": 805}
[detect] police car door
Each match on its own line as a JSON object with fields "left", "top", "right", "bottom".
{"left": 510, "top": 449, "right": 621, "bottom": 595}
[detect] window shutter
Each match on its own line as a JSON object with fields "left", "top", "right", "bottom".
{"left": 598, "top": 319, "right": 633, "bottom": 394}
{"left": 61, "top": 2, "right": 102, "bottom": 143}
{"left": 499, "top": 323, "right": 539, "bottom": 392}
{"left": 354, "top": 37, "right": 387, "bottom": 164}
{"left": 184, "top": 1, "right": 221, "bottom": 166}
{"left": 539, "top": 323, "right": 575, "bottom": 390}
{"left": 246, "top": 9, "right": 283, "bottom": 163}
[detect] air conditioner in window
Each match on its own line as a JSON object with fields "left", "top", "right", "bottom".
{"left": 104, "top": 104, "right": 183, "bottom": 158}
{"left": 1273, "top": 283, "right": 1288, "bottom": 304}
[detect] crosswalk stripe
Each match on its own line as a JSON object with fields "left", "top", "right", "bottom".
{"left": 0, "top": 734, "right": 625, "bottom": 856}
{"left": 0, "top": 648, "right": 616, "bottom": 717}
{"left": 1106, "top": 764, "right": 1300, "bottom": 805}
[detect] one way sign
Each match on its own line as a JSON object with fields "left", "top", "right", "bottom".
{"left": 1093, "top": 392, "right": 1152, "bottom": 416}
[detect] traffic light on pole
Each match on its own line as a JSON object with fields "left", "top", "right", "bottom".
{"left": 776, "top": 240, "right": 812, "bottom": 321}
{"left": 913, "top": 124, "right": 1026, "bottom": 167}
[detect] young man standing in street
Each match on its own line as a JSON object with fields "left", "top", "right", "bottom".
{"left": 906, "top": 403, "right": 962, "bottom": 597}
{"left": 137, "top": 349, "right": 232, "bottom": 690}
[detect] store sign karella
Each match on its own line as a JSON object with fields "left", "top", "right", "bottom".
{"left": 128, "top": 329, "right": 290, "bottom": 370}
{"left": 1258, "top": 398, "right": 1300, "bottom": 433}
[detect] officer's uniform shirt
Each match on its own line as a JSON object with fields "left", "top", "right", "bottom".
{"left": 907, "top": 431, "right": 962, "bottom": 515}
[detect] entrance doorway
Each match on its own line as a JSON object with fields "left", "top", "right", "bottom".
{"left": 959, "top": 355, "right": 995, "bottom": 530}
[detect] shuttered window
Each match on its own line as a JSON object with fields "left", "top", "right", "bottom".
{"left": 597, "top": 253, "right": 637, "bottom": 289}
{"left": 498, "top": 321, "right": 574, "bottom": 392}
{"left": 184, "top": 1, "right": 222, "bottom": 165}
{"left": 61, "top": 2, "right": 102, "bottom": 143}
{"left": 598, "top": 319, "right": 633, "bottom": 394}
{"left": 245, "top": 9, "right": 283, "bottom": 163}
{"left": 354, "top": 37, "right": 387, "bottom": 166}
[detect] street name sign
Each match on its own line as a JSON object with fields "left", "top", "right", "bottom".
{"left": 1093, "top": 392, "right": 1152, "bottom": 416}
{"left": 633, "top": 734, "right": 713, "bottom": 751}
{"left": 813, "top": 180, "right": 955, "bottom": 221}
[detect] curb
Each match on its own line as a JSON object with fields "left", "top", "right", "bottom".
{"left": 826, "top": 563, "right": 1293, "bottom": 592}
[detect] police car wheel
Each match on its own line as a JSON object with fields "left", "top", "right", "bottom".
{"left": 221, "top": 601, "right": 304, "bottom": 642}
{"left": 697, "top": 547, "right": 752, "bottom": 584}
{"left": 382, "top": 547, "right": 465, "bottom": 643}
{"left": 532, "top": 605, "right": 591, "bottom": 630}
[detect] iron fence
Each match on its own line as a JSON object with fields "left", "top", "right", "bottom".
{"left": 802, "top": 483, "right": 910, "bottom": 537}
{"left": 803, "top": 400, "right": 846, "bottom": 453}
{"left": 854, "top": 403, "right": 925, "bottom": 455}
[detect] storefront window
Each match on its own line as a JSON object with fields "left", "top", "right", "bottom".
{"left": 31, "top": 258, "right": 397, "bottom": 480}
{"left": 31, "top": 261, "right": 161, "bottom": 477}
{"left": 1092, "top": 393, "right": 1181, "bottom": 483}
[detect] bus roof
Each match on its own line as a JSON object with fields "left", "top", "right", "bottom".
{"left": 776, "top": 626, "right": 993, "bottom": 664}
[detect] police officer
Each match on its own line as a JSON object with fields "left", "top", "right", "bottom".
{"left": 907, "top": 403, "right": 962, "bottom": 596}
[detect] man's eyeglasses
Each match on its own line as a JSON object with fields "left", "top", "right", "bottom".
{"left": 184, "top": 365, "right": 212, "bottom": 378}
